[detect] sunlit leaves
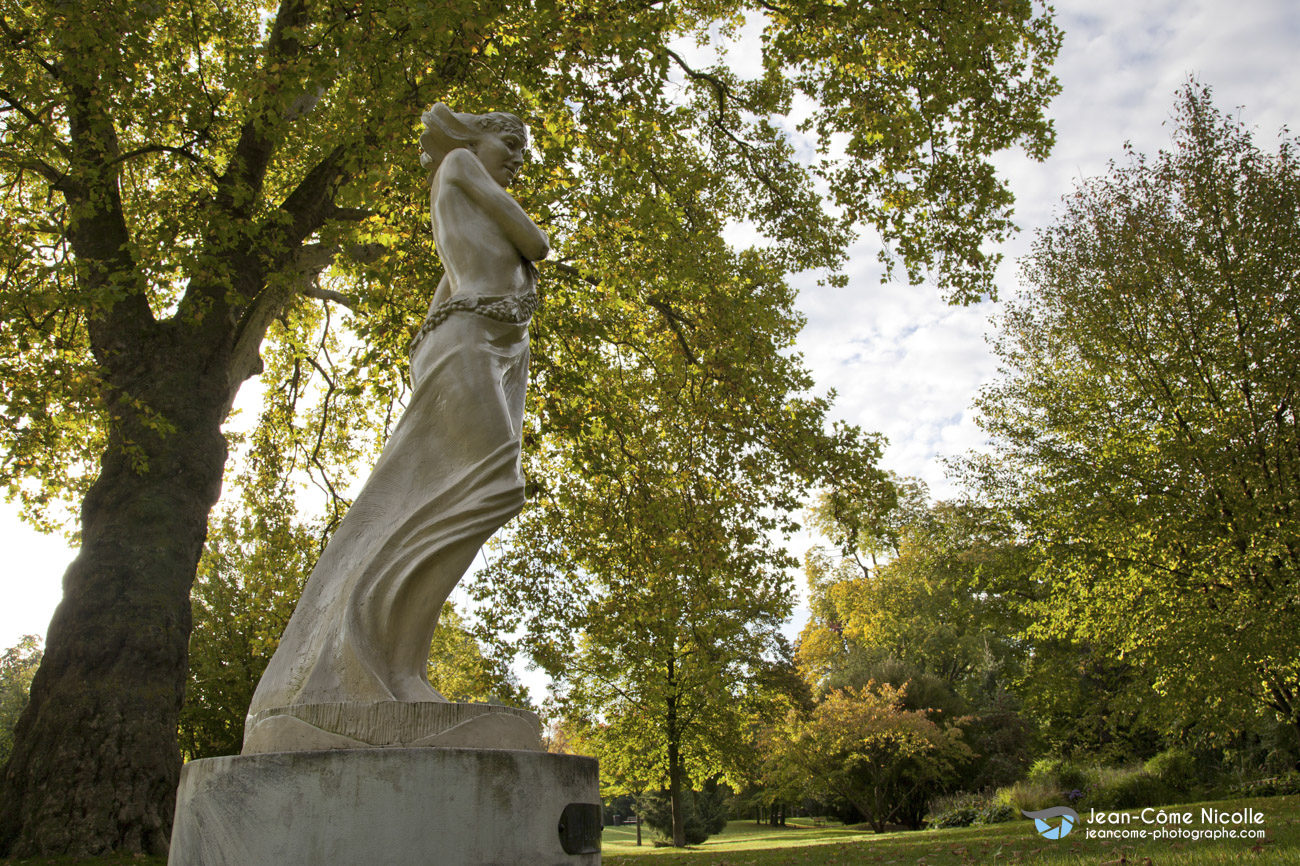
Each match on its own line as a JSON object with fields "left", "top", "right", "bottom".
{"left": 798, "top": 495, "right": 1033, "bottom": 705}
{"left": 966, "top": 84, "right": 1300, "bottom": 740}
{"left": 1, "top": 0, "right": 1059, "bottom": 533}
{"left": 763, "top": 683, "right": 972, "bottom": 831}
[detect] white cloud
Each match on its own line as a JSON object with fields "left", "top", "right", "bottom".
{"left": 793, "top": 0, "right": 1300, "bottom": 525}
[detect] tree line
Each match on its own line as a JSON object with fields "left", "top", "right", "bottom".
{"left": 519, "top": 84, "right": 1300, "bottom": 842}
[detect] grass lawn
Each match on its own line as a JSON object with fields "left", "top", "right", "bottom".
{"left": 4, "top": 794, "right": 1297, "bottom": 864}
{"left": 603, "top": 795, "right": 1300, "bottom": 865}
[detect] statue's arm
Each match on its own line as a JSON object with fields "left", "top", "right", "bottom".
{"left": 442, "top": 150, "right": 550, "bottom": 262}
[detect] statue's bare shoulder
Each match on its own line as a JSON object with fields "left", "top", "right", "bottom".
{"left": 439, "top": 147, "right": 486, "bottom": 178}
{"left": 433, "top": 152, "right": 548, "bottom": 263}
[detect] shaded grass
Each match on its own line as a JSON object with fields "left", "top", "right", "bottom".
{"left": 3, "top": 795, "right": 1295, "bottom": 864}
{"left": 604, "top": 795, "right": 1300, "bottom": 865}
{"left": 603, "top": 820, "right": 870, "bottom": 854}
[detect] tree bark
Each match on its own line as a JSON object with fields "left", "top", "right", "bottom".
{"left": 666, "top": 658, "right": 686, "bottom": 848}
{"left": 668, "top": 739, "right": 686, "bottom": 847}
{"left": 0, "top": 352, "right": 230, "bottom": 857}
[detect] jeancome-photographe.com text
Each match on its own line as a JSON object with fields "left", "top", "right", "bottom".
{"left": 1083, "top": 806, "right": 1266, "bottom": 841}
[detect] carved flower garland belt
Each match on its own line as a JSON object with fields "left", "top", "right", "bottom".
{"left": 409, "top": 290, "right": 539, "bottom": 354}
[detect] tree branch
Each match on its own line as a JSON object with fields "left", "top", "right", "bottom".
{"left": 106, "top": 143, "right": 218, "bottom": 181}
{"left": 304, "top": 287, "right": 357, "bottom": 309}
{"left": 647, "top": 296, "right": 699, "bottom": 365}
{"left": 212, "top": 0, "right": 311, "bottom": 216}
{"left": 63, "top": 74, "right": 158, "bottom": 351}
{"left": 291, "top": 239, "right": 384, "bottom": 278}
{"left": 663, "top": 48, "right": 752, "bottom": 114}
{"left": 275, "top": 144, "right": 352, "bottom": 244}
{"left": 0, "top": 148, "right": 70, "bottom": 189}
{"left": 0, "top": 16, "right": 62, "bottom": 82}
{"left": 663, "top": 47, "right": 784, "bottom": 201}
{"left": 329, "top": 206, "right": 374, "bottom": 222}
{"left": 553, "top": 262, "right": 700, "bottom": 364}
{"left": 552, "top": 261, "right": 600, "bottom": 286}
{"left": 0, "top": 88, "right": 46, "bottom": 127}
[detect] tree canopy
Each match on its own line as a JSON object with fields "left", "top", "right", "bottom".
{"left": 799, "top": 481, "right": 1031, "bottom": 705}
{"left": 0, "top": 0, "right": 1061, "bottom": 524}
{"left": 967, "top": 83, "right": 1300, "bottom": 748}
{"left": 0, "top": 0, "right": 1059, "bottom": 855}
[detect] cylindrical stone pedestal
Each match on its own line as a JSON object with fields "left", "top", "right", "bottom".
{"left": 168, "top": 748, "right": 601, "bottom": 866}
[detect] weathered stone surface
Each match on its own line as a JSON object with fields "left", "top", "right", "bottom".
{"left": 242, "top": 701, "right": 542, "bottom": 754}
{"left": 168, "top": 748, "right": 600, "bottom": 866}
{"left": 243, "top": 106, "right": 551, "bottom": 754}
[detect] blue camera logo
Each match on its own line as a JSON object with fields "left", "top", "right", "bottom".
{"left": 1022, "top": 806, "right": 1079, "bottom": 839}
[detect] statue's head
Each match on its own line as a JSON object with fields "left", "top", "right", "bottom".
{"left": 420, "top": 103, "right": 528, "bottom": 175}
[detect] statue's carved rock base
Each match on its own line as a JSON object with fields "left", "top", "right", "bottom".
{"left": 168, "top": 747, "right": 601, "bottom": 866}
{"left": 242, "top": 701, "right": 543, "bottom": 754}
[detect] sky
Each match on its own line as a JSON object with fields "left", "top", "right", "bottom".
{"left": 3, "top": 0, "right": 1299, "bottom": 663}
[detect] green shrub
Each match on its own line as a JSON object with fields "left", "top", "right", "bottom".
{"left": 927, "top": 794, "right": 1018, "bottom": 829}
{"left": 1027, "top": 756, "right": 1087, "bottom": 791}
{"left": 994, "top": 778, "right": 1063, "bottom": 814}
{"left": 1081, "top": 766, "right": 1171, "bottom": 810}
{"left": 977, "top": 802, "right": 1018, "bottom": 824}
{"left": 927, "top": 793, "right": 981, "bottom": 829}
{"left": 1227, "top": 772, "right": 1300, "bottom": 798}
{"left": 1144, "top": 748, "right": 1198, "bottom": 792}
{"left": 931, "top": 804, "right": 979, "bottom": 828}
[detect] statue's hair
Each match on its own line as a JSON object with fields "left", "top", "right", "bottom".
{"left": 419, "top": 103, "right": 527, "bottom": 175}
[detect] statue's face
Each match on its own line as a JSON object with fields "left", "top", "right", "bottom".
{"left": 475, "top": 128, "right": 527, "bottom": 188}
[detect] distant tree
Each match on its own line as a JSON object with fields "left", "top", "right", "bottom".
{"left": 576, "top": 723, "right": 654, "bottom": 846}
{"left": 955, "top": 692, "right": 1035, "bottom": 790}
{"left": 471, "top": 261, "right": 878, "bottom": 846}
{"left": 966, "top": 84, "right": 1300, "bottom": 747}
{"left": 488, "top": 453, "right": 797, "bottom": 850}
{"left": 426, "top": 603, "right": 529, "bottom": 708}
{"left": 800, "top": 488, "right": 1042, "bottom": 791}
{"left": 807, "top": 471, "right": 928, "bottom": 575}
{"left": 1017, "top": 642, "right": 1165, "bottom": 765}
{"left": 0, "top": 638, "right": 42, "bottom": 766}
{"left": 799, "top": 495, "right": 1032, "bottom": 707}
{"left": 768, "top": 683, "right": 971, "bottom": 832}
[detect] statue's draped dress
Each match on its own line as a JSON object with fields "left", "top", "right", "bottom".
{"left": 244, "top": 280, "right": 534, "bottom": 729}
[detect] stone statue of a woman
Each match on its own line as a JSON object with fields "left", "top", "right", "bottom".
{"left": 241, "top": 105, "right": 549, "bottom": 754}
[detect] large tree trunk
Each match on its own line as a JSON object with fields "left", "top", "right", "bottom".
{"left": 0, "top": 356, "right": 230, "bottom": 857}
{"left": 0, "top": 1, "right": 348, "bottom": 849}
